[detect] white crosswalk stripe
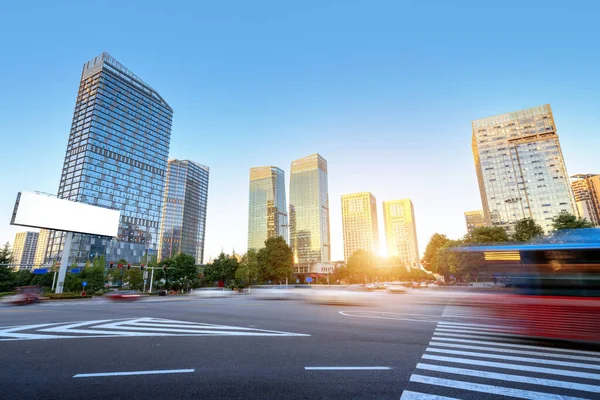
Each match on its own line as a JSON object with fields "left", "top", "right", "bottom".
{"left": 401, "top": 321, "right": 600, "bottom": 399}
{"left": 0, "top": 317, "right": 309, "bottom": 341}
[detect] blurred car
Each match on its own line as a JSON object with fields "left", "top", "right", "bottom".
{"left": 2, "top": 292, "right": 39, "bottom": 305}
{"left": 252, "top": 287, "right": 294, "bottom": 300}
{"left": 386, "top": 284, "right": 407, "bottom": 294}
{"left": 105, "top": 290, "right": 143, "bottom": 301}
{"left": 419, "top": 282, "right": 428, "bottom": 288}
{"left": 305, "top": 289, "right": 375, "bottom": 306}
{"left": 411, "top": 282, "right": 419, "bottom": 289}
{"left": 158, "top": 289, "right": 167, "bottom": 296}
{"left": 191, "top": 288, "right": 234, "bottom": 298}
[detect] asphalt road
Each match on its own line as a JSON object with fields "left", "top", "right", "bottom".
{"left": 1, "top": 291, "right": 599, "bottom": 400}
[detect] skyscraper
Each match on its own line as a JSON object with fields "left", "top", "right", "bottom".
{"left": 341, "top": 192, "right": 379, "bottom": 260}
{"left": 12, "top": 231, "right": 39, "bottom": 270}
{"left": 464, "top": 210, "right": 486, "bottom": 233}
{"left": 46, "top": 53, "right": 173, "bottom": 265}
{"left": 570, "top": 174, "right": 600, "bottom": 226}
{"left": 383, "top": 199, "right": 419, "bottom": 272}
{"left": 33, "top": 229, "right": 51, "bottom": 268}
{"left": 472, "top": 104, "right": 576, "bottom": 232}
{"left": 289, "top": 154, "right": 330, "bottom": 272}
{"left": 158, "top": 159, "right": 209, "bottom": 263}
{"left": 247, "top": 166, "right": 288, "bottom": 250}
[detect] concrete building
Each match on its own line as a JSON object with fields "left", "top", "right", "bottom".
{"left": 33, "top": 229, "right": 51, "bottom": 268}
{"left": 289, "top": 154, "right": 330, "bottom": 273}
{"left": 247, "top": 166, "right": 288, "bottom": 250}
{"left": 12, "top": 231, "right": 39, "bottom": 270}
{"left": 570, "top": 174, "right": 600, "bottom": 226}
{"left": 464, "top": 210, "right": 486, "bottom": 233}
{"left": 341, "top": 192, "right": 379, "bottom": 260}
{"left": 472, "top": 104, "right": 576, "bottom": 232}
{"left": 383, "top": 199, "right": 419, "bottom": 272}
{"left": 158, "top": 159, "right": 209, "bottom": 263}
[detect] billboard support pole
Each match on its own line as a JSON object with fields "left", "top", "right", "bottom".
{"left": 55, "top": 232, "right": 73, "bottom": 294}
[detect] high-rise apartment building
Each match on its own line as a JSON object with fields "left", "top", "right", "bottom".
{"left": 570, "top": 174, "right": 600, "bottom": 226}
{"left": 289, "top": 154, "right": 330, "bottom": 272}
{"left": 472, "top": 104, "right": 576, "bottom": 232}
{"left": 46, "top": 53, "right": 173, "bottom": 265}
{"left": 12, "top": 231, "right": 39, "bottom": 270}
{"left": 464, "top": 210, "right": 486, "bottom": 233}
{"left": 247, "top": 166, "right": 288, "bottom": 250}
{"left": 341, "top": 192, "right": 379, "bottom": 260}
{"left": 33, "top": 229, "right": 51, "bottom": 268}
{"left": 158, "top": 159, "right": 209, "bottom": 263}
{"left": 383, "top": 199, "right": 419, "bottom": 272}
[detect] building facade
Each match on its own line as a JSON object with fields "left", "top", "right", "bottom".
{"left": 571, "top": 174, "right": 600, "bottom": 226}
{"left": 33, "top": 229, "right": 51, "bottom": 268}
{"left": 383, "top": 199, "right": 419, "bottom": 272}
{"left": 46, "top": 53, "right": 173, "bottom": 265}
{"left": 158, "top": 159, "right": 210, "bottom": 263}
{"left": 289, "top": 154, "right": 330, "bottom": 272}
{"left": 341, "top": 192, "right": 379, "bottom": 260}
{"left": 247, "top": 166, "right": 288, "bottom": 250}
{"left": 472, "top": 104, "right": 576, "bottom": 232}
{"left": 464, "top": 210, "right": 486, "bottom": 233}
{"left": 12, "top": 231, "right": 39, "bottom": 270}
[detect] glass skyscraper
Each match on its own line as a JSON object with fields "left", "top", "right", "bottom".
{"left": 247, "top": 166, "right": 288, "bottom": 251}
{"left": 570, "top": 174, "right": 600, "bottom": 226}
{"left": 472, "top": 104, "right": 575, "bottom": 232}
{"left": 158, "top": 159, "right": 209, "bottom": 263}
{"left": 289, "top": 154, "right": 330, "bottom": 272}
{"left": 341, "top": 192, "right": 379, "bottom": 260}
{"left": 46, "top": 52, "right": 173, "bottom": 264}
{"left": 383, "top": 199, "right": 419, "bottom": 272}
{"left": 464, "top": 210, "right": 486, "bottom": 233}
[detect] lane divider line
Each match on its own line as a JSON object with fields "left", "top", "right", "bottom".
{"left": 73, "top": 369, "right": 195, "bottom": 378}
{"left": 305, "top": 366, "right": 392, "bottom": 371}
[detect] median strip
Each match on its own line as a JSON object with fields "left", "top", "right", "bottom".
{"left": 305, "top": 367, "right": 392, "bottom": 371}
{"left": 73, "top": 369, "right": 195, "bottom": 378}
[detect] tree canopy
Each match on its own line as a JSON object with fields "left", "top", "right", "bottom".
{"left": 258, "top": 236, "right": 294, "bottom": 283}
{"left": 551, "top": 211, "right": 595, "bottom": 230}
{"left": 236, "top": 249, "right": 261, "bottom": 286}
{"left": 204, "top": 252, "right": 238, "bottom": 285}
{"left": 464, "top": 226, "right": 510, "bottom": 244}
{"left": 512, "top": 218, "right": 544, "bottom": 242}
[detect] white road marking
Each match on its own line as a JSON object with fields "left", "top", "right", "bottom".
{"left": 409, "top": 374, "right": 588, "bottom": 400}
{"left": 417, "top": 363, "right": 600, "bottom": 393}
{"left": 422, "top": 354, "right": 600, "bottom": 380}
{"left": 400, "top": 390, "right": 459, "bottom": 399}
{"left": 338, "top": 311, "right": 439, "bottom": 323}
{"left": 73, "top": 369, "right": 195, "bottom": 378}
{"left": 426, "top": 347, "right": 600, "bottom": 370}
{"left": 433, "top": 331, "right": 528, "bottom": 340}
{"left": 304, "top": 367, "right": 391, "bottom": 371}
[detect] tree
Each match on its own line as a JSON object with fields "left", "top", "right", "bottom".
{"left": 122, "top": 269, "right": 143, "bottom": 290}
{"left": 464, "top": 226, "right": 510, "bottom": 244}
{"left": 422, "top": 233, "right": 451, "bottom": 275}
{"left": 236, "top": 249, "right": 262, "bottom": 286}
{"left": 551, "top": 211, "right": 595, "bottom": 231}
{"left": 346, "top": 249, "right": 375, "bottom": 283}
{"left": 12, "top": 270, "right": 33, "bottom": 287}
{"left": 170, "top": 253, "right": 198, "bottom": 292}
{"left": 257, "top": 237, "right": 294, "bottom": 284}
{"left": 0, "top": 242, "right": 13, "bottom": 292}
{"left": 512, "top": 218, "right": 544, "bottom": 242}
{"left": 204, "top": 252, "right": 238, "bottom": 285}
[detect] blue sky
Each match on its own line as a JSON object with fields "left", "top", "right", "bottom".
{"left": 1, "top": 0, "right": 599, "bottom": 261}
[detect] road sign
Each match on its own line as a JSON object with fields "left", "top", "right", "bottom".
{"left": 33, "top": 269, "right": 48, "bottom": 275}
{"left": 143, "top": 270, "right": 149, "bottom": 279}
{"left": 82, "top": 281, "right": 87, "bottom": 287}
{"left": 70, "top": 268, "right": 80, "bottom": 274}
{"left": 305, "top": 277, "right": 313, "bottom": 283}
{"left": 143, "top": 279, "right": 147, "bottom": 284}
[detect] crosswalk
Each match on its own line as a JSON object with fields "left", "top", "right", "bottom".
{"left": 0, "top": 317, "right": 309, "bottom": 341}
{"left": 401, "top": 321, "right": 600, "bottom": 400}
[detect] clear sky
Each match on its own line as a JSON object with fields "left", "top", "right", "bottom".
{"left": 1, "top": 0, "right": 599, "bottom": 261}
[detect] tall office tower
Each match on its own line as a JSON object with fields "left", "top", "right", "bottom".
{"left": 46, "top": 53, "right": 173, "bottom": 265}
{"left": 383, "top": 199, "right": 419, "bottom": 272}
{"left": 158, "top": 160, "right": 210, "bottom": 263}
{"left": 33, "top": 229, "right": 51, "bottom": 268}
{"left": 247, "top": 166, "right": 288, "bottom": 251}
{"left": 464, "top": 210, "right": 486, "bottom": 233}
{"left": 12, "top": 231, "right": 39, "bottom": 270}
{"left": 472, "top": 105, "right": 576, "bottom": 232}
{"left": 289, "top": 154, "right": 330, "bottom": 272}
{"left": 570, "top": 174, "right": 600, "bottom": 226}
{"left": 341, "top": 192, "right": 379, "bottom": 260}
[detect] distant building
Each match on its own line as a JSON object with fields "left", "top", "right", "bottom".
{"left": 158, "top": 159, "right": 210, "bottom": 263}
{"left": 341, "top": 192, "right": 379, "bottom": 260}
{"left": 383, "top": 199, "right": 419, "bottom": 272}
{"left": 570, "top": 174, "right": 600, "bottom": 226}
{"left": 289, "top": 154, "right": 330, "bottom": 273}
{"left": 472, "top": 104, "right": 576, "bottom": 232}
{"left": 12, "top": 232, "right": 39, "bottom": 270}
{"left": 464, "top": 210, "right": 486, "bottom": 233}
{"left": 247, "top": 166, "right": 288, "bottom": 250}
{"left": 33, "top": 229, "right": 51, "bottom": 268}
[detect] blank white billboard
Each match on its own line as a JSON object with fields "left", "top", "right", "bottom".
{"left": 11, "top": 192, "right": 120, "bottom": 237}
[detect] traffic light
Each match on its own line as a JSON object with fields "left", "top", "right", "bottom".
{"left": 140, "top": 264, "right": 145, "bottom": 271}
{"left": 163, "top": 265, "right": 167, "bottom": 271}
{"left": 118, "top": 263, "right": 122, "bottom": 269}
{"left": 127, "top": 263, "right": 131, "bottom": 270}
{"left": 110, "top": 261, "right": 114, "bottom": 269}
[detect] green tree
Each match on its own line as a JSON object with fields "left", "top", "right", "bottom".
{"left": 12, "top": 270, "right": 33, "bottom": 287}
{"left": 79, "top": 257, "right": 107, "bottom": 292}
{"left": 512, "top": 218, "right": 544, "bottom": 242}
{"left": 257, "top": 237, "right": 294, "bottom": 284}
{"left": 236, "top": 249, "right": 262, "bottom": 285}
{"left": 0, "top": 242, "right": 13, "bottom": 292}
{"left": 464, "top": 226, "right": 510, "bottom": 244}
{"left": 170, "top": 253, "right": 198, "bottom": 292}
{"left": 346, "top": 249, "right": 375, "bottom": 283}
{"left": 422, "top": 233, "right": 451, "bottom": 275}
{"left": 204, "top": 252, "right": 238, "bottom": 285}
{"left": 122, "top": 268, "right": 143, "bottom": 290}
{"left": 551, "top": 211, "right": 595, "bottom": 230}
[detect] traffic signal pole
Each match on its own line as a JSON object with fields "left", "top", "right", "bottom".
{"left": 149, "top": 267, "right": 155, "bottom": 293}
